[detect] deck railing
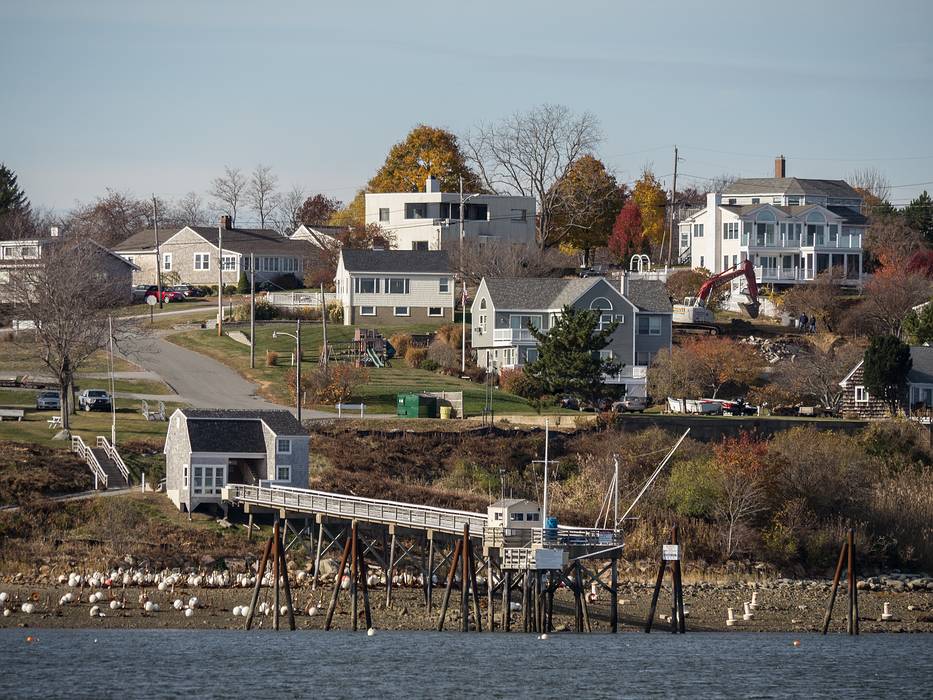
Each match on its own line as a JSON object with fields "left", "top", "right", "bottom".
{"left": 533, "top": 526, "right": 623, "bottom": 547}
{"left": 96, "top": 436, "right": 129, "bottom": 483}
{"left": 71, "top": 435, "right": 107, "bottom": 489}
{"left": 223, "top": 483, "right": 487, "bottom": 536}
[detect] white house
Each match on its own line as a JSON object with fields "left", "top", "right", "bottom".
{"left": 334, "top": 248, "right": 455, "bottom": 325}
{"left": 678, "top": 157, "right": 866, "bottom": 288}
{"left": 364, "top": 176, "right": 536, "bottom": 251}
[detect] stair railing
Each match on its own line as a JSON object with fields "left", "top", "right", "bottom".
{"left": 71, "top": 435, "right": 108, "bottom": 489}
{"left": 96, "top": 436, "right": 130, "bottom": 484}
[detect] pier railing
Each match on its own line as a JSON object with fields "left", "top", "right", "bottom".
{"left": 223, "top": 483, "right": 487, "bottom": 536}
{"left": 533, "top": 526, "right": 623, "bottom": 547}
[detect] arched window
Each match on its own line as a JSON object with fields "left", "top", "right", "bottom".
{"left": 480, "top": 298, "right": 487, "bottom": 309}
{"left": 589, "top": 297, "right": 613, "bottom": 311}
{"left": 756, "top": 210, "right": 776, "bottom": 223}
{"left": 806, "top": 211, "right": 825, "bottom": 224}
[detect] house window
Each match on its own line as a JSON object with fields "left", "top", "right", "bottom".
{"left": 405, "top": 203, "right": 427, "bottom": 219}
{"left": 386, "top": 278, "right": 410, "bottom": 294}
{"left": 194, "top": 253, "right": 210, "bottom": 270}
{"left": 511, "top": 208, "right": 527, "bottom": 222}
{"left": 162, "top": 253, "right": 172, "bottom": 271}
{"left": 183, "top": 464, "right": 189, "bottom": 489}
{"left": 439, "top": 202, "right": 461, "bottom": 219}
{"left": 751, "top": 198, "right": 760, "bottom": 204}
{"left": 599, "top": 313, "right": 615, "bottom": 331}
{"left": 526, "top": 348, "right": 539, "bottom": 363}
{"left": 854, "top": 386, "right": 869, "bottom": 403}
{"left": 635, "top": 351, "right": 652, "bottom": 366}
{"left": 699, "top": 256, "right": 705, "bottom": 268}
{"left": 788, "top": 196, "right": 800, "bottom": 206}
{"left": 394, "top": 306, "right": 410, "bottom": 316}
{"left": 693, "top": 224, "right": 704, "bottom": 238}
{"left": 221, "top": 255, "right": 237, "bottom": 271}
{"left": 428, "top": 307, "right": 443, "bottom": 317}
{"left": 510, "top": 512, "right": 524, "bottom": 522}
{"left": 277, "top": 465, "right": 291, "bottom": 482}
{"left": 355, "top": 277, "right": 379, "bottom": 294}
{"left": 494, "top": 511, "right": 503, "bottom": 521}
{"left": 360, "top": 306, "right": 376, "bottom": 316}
{"left": 277, "top": 438, "right": 291, "bottom": 454}
{"left": 638, "top": 315, "right": 662, "bottom": 336}
{"left": 379, "top": 207, "right": 390, "bottom": 222}
{"left": 728, "top": 198, "right": 737, "bottom": 205}
{"left": 722, "top": 222, "right": 739, "bottom": 240}
{"left": 412, "top": 241, "right": 429, "bottom": 251}
{"left": 464, "top": 203, "right": 488, "bottom": 220}
{"left": 439, "top": 277, "right": 450, "bottom": 293}
{"left": 192, "top": 465, "right": 224, "bottom": 496}
{"left": 479, "top": 298, "right": 487, "bottom": 309}
{"left": 599, "top": 349, "right": 613, "bottom": 361}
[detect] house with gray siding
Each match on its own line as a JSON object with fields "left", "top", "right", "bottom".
{"left": 839, "top": 346, "right": 933, "bottom": 420}
{"left": 163, "top": 408, "right": 309, "bottom": 513}
{"left": 470, "top": 275, "right": 673, "bottom": 397}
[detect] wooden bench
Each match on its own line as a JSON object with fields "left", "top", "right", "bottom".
{"left": 47, "top": 415, "right": 62, "bottom": 429}
{"left": 0, "top": 408, "right": 25, "bottom": 421}
{"left": 335, "top": 403, "right": 366, "bottom": 417}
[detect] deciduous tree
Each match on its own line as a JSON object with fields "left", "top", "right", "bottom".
{"left": 246, "top": 164, "right": 278, "bottom": 228}
{"left": 209, "top": 166, "right": 247, "bottom": 226}
{"left": 525, "top": 305, "right": 620, "bottom": 402}
{"left": 848, "top": 167, "right": 891, "bottom": 214}
{"left": 632, "top": 167, "right": 667, "bottom": 251}
{"left": 465, "top": 104, "right": 601, "bottom": 248}
{"left": 451, "top": 238, "right": 570, "bottom": 285}
{"left": 298, "top": 192, "right": 342, "bottom": 227}
{"left": 858, "top": 270, "right": 932, "bottom": 338}
{"left": 781, "top": 270, "right": 847, "bottom": 331}
{"left": 863, "top": 334, "right": 912, "bottom": 414}
{"left": 649, "top": 337, "right": 764, "bottom": 400}
{"left": 69, "top": 189, "right": 149, "bottom": 247}
{"left": 713, "top": 436, "right": 769, "bottom": 559}
{"left": 608, "top": 200, "right": 643, "bottom": 263}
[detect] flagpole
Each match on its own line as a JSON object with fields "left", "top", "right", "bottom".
{"left": 460, "top": 279, "right": 466, "bottom": 373}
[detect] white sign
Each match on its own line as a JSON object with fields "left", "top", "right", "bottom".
{"left": 146, "top": 295, "right": 157, "bottom": 306}
{"left": 662, "top": 544, "right": 681, "bottom": 561}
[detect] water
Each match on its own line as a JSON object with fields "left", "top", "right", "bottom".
{"left": 1, "top": 629, "right": 930, "bottom": 699}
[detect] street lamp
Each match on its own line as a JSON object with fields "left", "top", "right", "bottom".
{"left": 272, "top": 318, "right": 302, "bottom": 422}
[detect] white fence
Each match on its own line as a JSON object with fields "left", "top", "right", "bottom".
{"left": 263, "top": 291, "right": 340, "bottom": 308}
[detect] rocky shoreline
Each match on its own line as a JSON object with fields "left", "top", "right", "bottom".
{"left": 2, "top": 572, "right": 931, "bottom": 633}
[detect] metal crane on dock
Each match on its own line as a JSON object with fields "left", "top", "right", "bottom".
{"left": 672, "top": 260, "right": 760, "bottom": 334}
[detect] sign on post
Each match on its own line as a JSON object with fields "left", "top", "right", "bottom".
{"left": 662, "top": 544, "right": 681, "bottom": 561}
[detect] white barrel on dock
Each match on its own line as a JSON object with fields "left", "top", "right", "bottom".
{"left": 881, "top": 602, "right": 894, "bottom": 621}
{"left": 726, "top": 607, "right": 736, "bottom": 626}
{"left": 742, "top": 601, "right": 754, "bottom": 621}
{"left": 750, "top": 592, "right": 759, "bottom": 610}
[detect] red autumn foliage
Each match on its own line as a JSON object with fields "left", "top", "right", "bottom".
{"left": 608, "top": 200, "right": 643, "bottom": 262}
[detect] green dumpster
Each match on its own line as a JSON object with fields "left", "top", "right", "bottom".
{"left": 396, "top": 393, "right": 439, "bottom": 418}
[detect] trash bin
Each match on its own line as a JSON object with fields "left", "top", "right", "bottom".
{"left": 439, "top": 405, "right": 452, "bottom": 420}
{"left": 396, "top": 393, "right": 439, "bottom": 418}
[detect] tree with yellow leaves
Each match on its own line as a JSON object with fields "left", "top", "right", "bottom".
{"left": 632, "top": 167, "right": 668, "bottom": 251}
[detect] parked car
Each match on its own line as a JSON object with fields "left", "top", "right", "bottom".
{"left": 78, "top": 389, "right": 112, "bottom": 412}
{"left": 716, "top": 398, "right": 758, "bottom": 416}
{"left": 142, "top": 285, "right": 184, "bottom": 303}
{"left": 35, "top": 391, "right": 61, "bottom": 410}
{"left": 559, "top": 396, "right": 579, "bottom": 411}
{"left": 132, "top": 284, "right": 152, "bottom": 303}
{"left": 612, "top": 396, "right": 648, "bottom": 413}
{"left": 172, "top": 284, "right": 206, "bottom": 298}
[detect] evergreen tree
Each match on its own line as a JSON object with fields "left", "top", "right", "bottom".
{"left": 0, "top": 163, "right": 29, "bottom": 216}
{"left": 903, "top": 301, "right": 933, "bottom": 344}
{"left": 237, "top": 270, "right": 250, "bottom": 295}
{"left": 524, "top": 305, "right": 620, "bottom": 403}
{"left": 905, "top": 191, "right": 933, "bottom": 244}
{"left": 863, "top": 335, "right": 912, "bottom": 414}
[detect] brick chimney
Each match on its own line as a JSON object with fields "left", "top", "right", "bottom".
{"left": 219, "top": 214, "right": 232, "bottom": 230}
{"left": 774, "top": 155, "right": 786, "bottom": 178}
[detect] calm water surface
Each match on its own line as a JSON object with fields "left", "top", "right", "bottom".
{"left": 1, "top": 629, "right": 930, "bottom": 699}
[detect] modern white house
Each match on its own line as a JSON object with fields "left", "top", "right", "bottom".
{"left": 334, "top": 248, "right": 455, "bottom": 325}
{"left": 470, "top": 275, "right": 673, "bottom": 397}
{"left": 163, "top": 408, "right": 309, "bottom": 513}
{"left": 678, "top": 157, "right": 866, "bottom": 287}
{"left": 364, "top": 176, "right": 537, "bottom": 251}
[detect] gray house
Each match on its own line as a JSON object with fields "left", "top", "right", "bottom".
{"left": 839, "top": 346, "right": 933, "bottom": 420}
{"left": 163, "top": 408, "right": 309, "bottom": 513}
{"left": 470, "top": 276, "right": 673, "bottom": 398}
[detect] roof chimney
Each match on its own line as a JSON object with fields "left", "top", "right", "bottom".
{"left": 219, "top": 214, "right": 233, "bottom": 230}
{"left": 425, "top": 175, "right": 440, "bottom": 193}
{"left": 774, "top": 155, "right": 786, "bottom": 178}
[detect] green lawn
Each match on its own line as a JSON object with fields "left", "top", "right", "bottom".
{"left": 0, "top": 341, "right": 139, "bottom": 374}
{"left": 167, "top": 321, "right": 539, "bottom": 416}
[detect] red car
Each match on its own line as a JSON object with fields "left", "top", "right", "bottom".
{"left": 144, "top": 286, "right": 184, "bottom": 303}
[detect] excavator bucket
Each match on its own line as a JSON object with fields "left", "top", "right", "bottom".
{"left": 739, "top": 301, "right": 760, "bottom": 319}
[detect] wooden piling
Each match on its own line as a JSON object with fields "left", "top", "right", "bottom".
{"left": 245, "top": 536, "right": 273, "bottom": 630}
{"left": 572, "top": 567, "right": 584, "bottom": 633}
{"left": 461, "top": 525, "right": 470, "bottom": 633}
{"left": 546, "top": 574, "right": 555, "bottom": 633}
{"left": 272, "top": 518, "right": 281, "bottom": 631}
{"left": 350, "top": 521, "right": 359, "bottom": 631}
{"left": 278, "top": 524, "right": 296, "bottom": 631}
{"left": 385, "top": 526, "right": 397, "bottom": 608}
{"left": 502, "top": 570, "right": 511, "bottom": 632}
{"left": 468, "top": 540, "right": 483, "bottom": 632}
{"left": 644, "top": 559, "right": 666, "bottom": 633}
{"left": 486, "top": 554, "right": 495, "bottom": 632}
{"left": 609, "top": 556, "right": 618, "bottom": 634}
{"left": 848, "top": 528, "right": 858, "bottom": 635}
{"left": 358, "top": 538, "right": 373, "bottom": 631}
{"left": 821, "top": 540, "right": 848, "bottom": 635}
{"left": 577, "top": 565, "right": 591, "bottom": 633}
{"left": 323, "top": 534, "right": 352, "bottom": 631}
{"left": 436, "top": 540, "right": 462, "bottom": 631}
{"left": 426, "top": 533, "right": 435, "bottom": 612}
{"left": 311, "top": 517, "right": 324, "bottom": 591}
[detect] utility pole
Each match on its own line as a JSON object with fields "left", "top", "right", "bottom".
{"left": 249, "top": 252, "right": 255, "bottom": 369}
{"left": 295, "top": 318, "right": 302, "bottom": 422}
{"left": 152, "top": 196, "right": 163, "bottom": 309}
{"left": 217, "top": 219, "right": 224, "bottom": 336}
{"left": 461, "top": 279, "right": 467, "bottom": 374}
{"left": 320, "top": 282, "right": 328, "bottom": 367}
{"left": 667, "top": 145, "right": 679, "bottom": 267}
{"left": 109, "top": 314, "right": 116, "bottom": 448}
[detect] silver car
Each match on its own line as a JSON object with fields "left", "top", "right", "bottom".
{"left": 36, "top": 391, "right": 61, "bottom": 410}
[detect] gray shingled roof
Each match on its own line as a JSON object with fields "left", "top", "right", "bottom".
{"left": 482, "top": 277, "right": 598, "bottom": 310}
{"left": 340, "top": 249, "right": 451, "bottom": 274}
{"left": 182, "top": 409, "right": 308, "bottom": 436}
{"left": 720, "top": 204, "right": 867, "bottom": 225}
{"left": 187, "top": 419, "right": 267, "bottom": 453}
{"left": 627, "top": 279, "right": 673, "bottom": 313}
{"left": 115, "top": 226, "right": 313, "bottom": 256}
{"left": 908, "top": 346, "right": 933, "bottom": 385}
{"left": 723, "top": 177, "right": 861, "bottom": 200}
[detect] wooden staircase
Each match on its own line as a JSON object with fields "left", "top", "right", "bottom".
{"left": 72, "top": 435, "right": 130, "bottom": 490}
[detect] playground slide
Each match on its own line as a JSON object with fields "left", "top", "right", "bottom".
{"left": 366, "top": 347, "right": 385, "bottom": 368}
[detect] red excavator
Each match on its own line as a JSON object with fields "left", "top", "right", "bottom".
{"left": 672, "top": 260, "right": 760, "bottom": 333}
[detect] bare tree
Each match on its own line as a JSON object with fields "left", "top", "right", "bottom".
{"left": 848, "top": 167, "right": 891, "bottom": 209}
{"left": 448, "top": 238, "right": 572, "bottom": 285}
{"left": 8, "top": 238, "right": 138, "bottom": 432}
{"left": 858, "top": 272, "right": 932, "bottom": 338}
{"left": 707, "top": 173, "right": 739, "bottom": 193}
{"left": 246, "top": 164, "right": 279, "bottom": 228}
{"left": 172, "top": 191, "right": 208, "bottom": 227}
{"left": 68, "top": 190, "right": 149, "bottom": 247}
{"left": 209, "top": 166, "right": 246, "bottom": 226}
{"left": 716, "top": 469, "right": 765, "bottom": 559}
{"left": 464, "top": 104, "right": 601, "bottom": 248}
{"left": 274, "top": 185, "right": 306, "bottom": 235}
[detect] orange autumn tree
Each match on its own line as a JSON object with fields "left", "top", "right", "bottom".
{"left": 683, "top": 336, "right": 765, "bottom": 398}
{"left": 713, "top": 435, "right": 770, "bottom": 559}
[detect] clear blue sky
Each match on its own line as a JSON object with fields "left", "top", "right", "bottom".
{"left": 2, "top": 0, "right": 932, "bottom": 220}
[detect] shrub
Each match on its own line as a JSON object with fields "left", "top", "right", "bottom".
{"left": 231, "top": 299, "right": 279, "bottom": 322}
{"left": 666, "top": 457, "right": 721, "bottom": 518}
{"left": 237, "top": 271, "right": 249, "bottom": 294}
{"left": 266, "top": 350, "right": 279, "bottom": 367}
{"left": 435, "top": 323, "right": 463, "bottom": 349}
{"left": 289, "top": 363, "right": 369, "bottom": 405}
{"left": 405, "top": 347, "right": 428, "bottom": 369}
{"left": 271, "top": 273, "right": 303, "bottom": 290}
{"left": 390, "top": 333, "right": 413, "bottom": 359}
{"left": 427, "top": 338, "right": 459, "bottom": 369}
{"left": 420, "top": 359, "right": 440, "bottom": 372}
{"left": 327, "top": 303, "right": 343, "bottom": 324}
{"left": 462, "top": 365, "right": 487, "bottom": 383}
{"left": 498, "top": 367, "right": 543, "bottom": 399}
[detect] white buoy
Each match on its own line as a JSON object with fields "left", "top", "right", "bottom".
{"left": 188, "top": 596, "right": 200, "bottom": 609}
{"left": 184, "top": 608, "right": 194, "bottom": 618}
{"left": 2, "top": 609, "right": 9, "bottom": 617}
{"left": 307, "top": 605, "right": 318, "bottom": 617}
{"left": 109, "top": 600, "right": 121, "bottom": 610}
{"left": 90, "top": 605, "right": 101, "bottom": 618}
{"left": 367, "top": 628, "right": 375, "bottom": 636}
{"left": 742, "top": 602, "right": 754, "bottom": 621}
{"left": 540, "top": 633, "right": 549, "bottom": 640}
{"left": 750, "top": 592, "right": 759, "bottom": 610}
{"left": 0, "top": 592, "right": 8, "bottom": 603}
{"left": 173, "top": 599, "right": 184, "bottom": 610}
{"left": 280, "top": 605, "right": 289, "bottom": 616}
{"left": 726, "top": 607, "right": 736, "bottom": 626}
{"left": 21, "top": 603, "right": 35, "bottom": 614}
{"left": 882, "top": 602, "right": 894, "bottom": 621}
{"left": 510, "top": 602, "right": 521, "bottom": 612}
{"left": 144, "top": 601, "right": 155, "bottom": 612}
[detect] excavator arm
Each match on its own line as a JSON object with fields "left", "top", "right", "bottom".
{"left": 696, "top": 260, "right": 760, "bottom": 319}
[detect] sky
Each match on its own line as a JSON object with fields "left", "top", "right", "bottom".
{"left": 2, "top": 0, "right": 932, "bottom": 221}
